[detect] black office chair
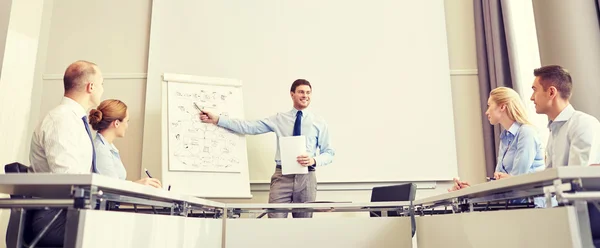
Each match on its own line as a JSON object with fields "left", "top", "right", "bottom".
{"left": 4, "top": 162, "right": 63, "bottom": 248}
{"left": 369, "top": 183, "right": 417, "bottom": 237}
{"left": 370, "top": 183, "right": 416, "bottom": 216}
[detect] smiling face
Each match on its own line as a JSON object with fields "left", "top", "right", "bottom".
{"left": 291, "top": 85, "right": 311, "bottom": 109}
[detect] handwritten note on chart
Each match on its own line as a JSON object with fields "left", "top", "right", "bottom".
{"left": 167, "top": 81, "right": 246, "bottom": 173}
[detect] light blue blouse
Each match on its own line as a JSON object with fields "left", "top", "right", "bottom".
{"left": 495, "top": 122, "right": 549, "bottom": 207}
{"left": 495, "top": 122, "right": 545, "bottom": 175}
{"left": 93, "top": 133, "right": 127, "bottom": 180}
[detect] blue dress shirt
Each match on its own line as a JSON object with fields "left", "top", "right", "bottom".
{"left": 217, "top": 108, "right": 335, "bottom": 167}
{"left": 495, "top": 122, "right": 546, "bottom": 207}
{"left": 93, "top": 133, "right": 127, "bottom": 180}
{"left": 495, "top": 122, "right": 545, "bottom": 175}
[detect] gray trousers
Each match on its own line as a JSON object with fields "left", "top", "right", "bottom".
{"left": 268, "top": 168, "right": 317, "bottom": 218}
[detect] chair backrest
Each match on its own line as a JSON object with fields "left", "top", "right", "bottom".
{"left": 370, "top": 183, "right": 416, "bottom": 203}
{"left": 4, "top": 163, "right": 31, "bottom": 198}
{"left": 4, "top": 162, "right": 36, "bottom": 246}
{"left": 370, "top": 183, "right": 416, "bottom": 218}
{"left": 370, "top": 183, "right": 417, "bottom": 238}
{"left": 4, "top": 162, "right": 31, "bottom": 173}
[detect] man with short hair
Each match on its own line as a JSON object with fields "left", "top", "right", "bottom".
{"left": 27, "top": 60, "right": 104, "bottom": 246}
{"left": 530, "top": 65, "right": 600, "bottom": 244}
{"left": 529, "top": 65, "right": 600, "bottom": 168}
{"left": 200, "top": 79, "right": 335, "bottom": 218}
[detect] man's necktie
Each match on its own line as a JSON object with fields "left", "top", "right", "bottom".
{"left": 293, "top": 111, "right": 302, "bottom": 136}
{"left": 82, "top": 116, "right": 98, "bottom": 173}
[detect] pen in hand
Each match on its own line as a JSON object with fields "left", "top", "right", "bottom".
{"left": 193, "top": 102, "right": 203, "bottom": 113}
{"left": 145, "top": 168, "right": 171, "bottom": 191}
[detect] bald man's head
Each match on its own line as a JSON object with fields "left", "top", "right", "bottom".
{"left": 63, "top": 60, "right": 99, "bottom": 93}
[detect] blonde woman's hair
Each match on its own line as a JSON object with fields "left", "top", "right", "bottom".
{"left": 489, "top": 87, "right": 531, "bottom": 125}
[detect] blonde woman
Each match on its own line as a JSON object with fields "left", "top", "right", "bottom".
{"left": 452, "top": 87, "right": 544, "bottom": 191}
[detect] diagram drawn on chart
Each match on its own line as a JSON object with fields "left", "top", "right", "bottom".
{"left": 167, "top": 83, "right": 245, "bottom": 173}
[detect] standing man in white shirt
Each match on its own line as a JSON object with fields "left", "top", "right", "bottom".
{"left": 530, "top": 65, "right": 600, "bottom": 167}
{"left": 27, "top": 60, "right": 104, "bottom": 246}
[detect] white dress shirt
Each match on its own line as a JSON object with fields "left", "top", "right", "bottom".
{"left": 30, "top": 97, "right": 94, "bottom": 173}
{"left": 546, "top": 104, "right": 600, "bottom": 168}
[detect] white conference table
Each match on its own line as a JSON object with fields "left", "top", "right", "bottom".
{"left": 223, "top": 202, "right": 414, "bottom": 248}
{"left": 0, "top": 173, "right": 225, "bottom": 248}
{"left": 412, "top": 167, "right": 600, "bottom": 248}
{"left": 414, "top": 166, "right": 600, "bottom": 208}
{"left": 0, "top": 173, "right": 415, "bottom": 248}
{"left": 1, "top": 167, "right": 599, "bottom": 248}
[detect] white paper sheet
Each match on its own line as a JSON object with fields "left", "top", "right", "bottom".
{"left": 279, "top": 136, "right": 308, "bottom": 175}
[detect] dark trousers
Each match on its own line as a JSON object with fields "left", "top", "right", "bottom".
{"left": 589, "top": 202, "right": 600, "bottom": 246}
{"left": 29, "top": 208, "right": 67, "bottom": 247}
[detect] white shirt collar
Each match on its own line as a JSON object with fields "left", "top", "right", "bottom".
{"left": 60, "top": 97, "right": 87, "bottom": 118}
{"left": 548, "top": 104, "right": 575, "bottom": 128}
{"left": 291, "top": 107, "right": 310, "bottom": 118}
{"left": 554, "top": 104, "right": 575, "bottom": 122}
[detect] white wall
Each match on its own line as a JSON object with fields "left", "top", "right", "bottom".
{"left": 26, "top": 0, "right": 484, "bottom": 211}
{"left": 0, "top": 2, "right": 11, "bottom": 246}
{"left": 37, "top": 0, "right": 152, "bottom": 182}
{"left": 444, "top": 0, "right": 485, "bottom": 185}
{"left": 502, "top": 0, "right": 547, "bottom": 151}
{"left": 0, "top": 0, "right": 46, "bottom": 167}
{"left": 223, "top": 0, "right": 485, "bottom": 206}
{"left": 22, "top": 0, "right": 54, "bottom": 163}
{"left": 0, "top": 0, "right": 11, "bottom": 75}
{"left": 0, "top": 1, "right": 484, "bottom": 244}
{"left": 145, "top": 1, "right": 459, "bottom": 197}
{"left": 0, "top": 1, "right": 51, "bottom": 247}
{"left": 32, "top": 0, "right": 484, "bottom": 203}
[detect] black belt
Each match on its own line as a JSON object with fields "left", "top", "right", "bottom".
{"left": 276, "top": 164, "right": 315, "bottom": 171}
